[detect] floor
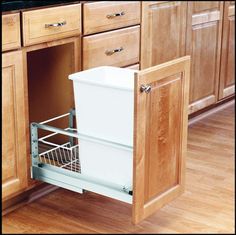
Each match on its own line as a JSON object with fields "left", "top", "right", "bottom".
{"left": 2, "top": 102, "right": 235, "bottom": 234}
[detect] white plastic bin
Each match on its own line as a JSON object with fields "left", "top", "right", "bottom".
{"left": 69, "top": 66, "right": 135, "bottom": 146}
{"left": 79, "top": 134, "right": 133, "bottom": 188}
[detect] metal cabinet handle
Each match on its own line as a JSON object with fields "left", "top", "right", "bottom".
{"left": 140, "top": 84, "right": 152, "bottom": 93}
{"left": 45, "top": 21, "right": 67, "bottom": 28}
{"left": 106, "top": 11, "right": 125, "bottom": 19}
{"left": 105, "top": 47, "right": 124, "bottom": 56}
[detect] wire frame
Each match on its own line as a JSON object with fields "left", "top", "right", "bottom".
{"left": 38, "top": 141, "right": 81, "bottom": 173}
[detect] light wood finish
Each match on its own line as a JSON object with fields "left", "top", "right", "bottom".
{"left": 23, "top": 37, "right": 80, "bottom": 188}
{"left": 125, "top": 64, "right": 140, "bottom": 70}
{"left": 2, "top": 102, "right": 234, "bottom": 233}
{"left": 186, "top": 1, "right": 224, "bottom": 114}
{"left": 141, "top": 1, "right": 187, "bottom": 69}
{"left": 83, "top": 1, "right": 140, "bottom": 35}
{"left": 2, "top": 13, "right": 21, "bottom": 52}
{"left": 83, "top": 26, "right": 140, "bottom": 69}
{"left": 2, "top": 51, "right": 28, "bottom": 200}
{"left": 219, "top": 1, "right": 235, "bottom": 99}
{"left": 132, "top": 56, "right": 190, "bottom": 223}
{"left": 22, "top": 4, "right": 81, "bottom": 46}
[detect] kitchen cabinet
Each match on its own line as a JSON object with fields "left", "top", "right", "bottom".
{"left": 2, "top": 51, "right": 28, "bottom": 200}
{"left": 186, "top": 1, "right": 224, "bottom": 114}
{"left": 2, "top": 13, "right": 21, "bottom": 52}
{"left": 31, "top": 56, "right": 190, "bottom": 224}
{"left": 83, "top": 26, "right": 140, "bottom": 69}
{"left": 219, "top": 1, "right": 235, "bottom": 99}
{"left": 141, "top": 1, "right": 187, "bottom": 69}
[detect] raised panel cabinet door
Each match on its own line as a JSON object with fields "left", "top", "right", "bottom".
{"left": 132, "top": 56, "right": 190, "bottom": 224}
{"left": 141, "top": 1, "right": 187, "bottom": 69}
{"left": 186, "top": 1, "right": 224, "bottom": 114}
{"left": 2, "top": 51, "right": 28, "bottom": 200}
{"left": 219, "top": 1, "right": 235, "bottom": 99}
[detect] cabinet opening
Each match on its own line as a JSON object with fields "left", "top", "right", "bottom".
{"left": 27, "top": 42, "right": 76, "bottom": 144}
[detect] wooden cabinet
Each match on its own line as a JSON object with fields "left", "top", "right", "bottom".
{"left": 83, "top": 1, "right": 140, "bottom": 35}
{"left": 2, "top": 51, "right": 28, "bottom": 200}
{"left": 132, "top": 56, "right": 190, "bottom": 223}
{"left": 186, "top": 2, "right": 224, "bottom": 114}
{"left": 2, "top": 13, "right": 21, "bottom": 52}
{"left": 22, "top": 4, "right": 81, "bottom": 46}
{"left": 141, "top": 1, "right": 187, "bottom": 69}
{"left": 219, "top": 1, "right": 235, "bottom": 99}
{"left": 83, "top": 25, "right": 140, "bottom": 69}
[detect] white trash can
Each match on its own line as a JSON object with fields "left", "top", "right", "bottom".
{"left": 69, "top": 66, "right": 135, "bottom": 188}
{"left": 69, "top": 66, "right": 135, "bottom": 146}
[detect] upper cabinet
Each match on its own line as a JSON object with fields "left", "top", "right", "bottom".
{"left": 141, "top": 1, "right": 187, "bottom": 69}
{"left": 219, "top": 1, "right": 235, "bottom": 100}
{"left": 186, "top": 1, "right": 224, "bottom": 114}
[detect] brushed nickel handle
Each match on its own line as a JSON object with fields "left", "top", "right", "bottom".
{"left": 140, "top": 84, "right": 152, "bottom": 93}
{"left": 45, "top": 21, "right": 67, "bottom": 28}
{"left": 105, "top": 47, "right": 124, "bottom": 56}
{"left": 106, "top": 11, "right": 125, "bottom": 19}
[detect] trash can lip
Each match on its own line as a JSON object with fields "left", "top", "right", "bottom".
{"left": 69, "top": 66, "right": 135, "bottom": 91}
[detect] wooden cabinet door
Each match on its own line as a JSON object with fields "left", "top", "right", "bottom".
{"left": 141, "top": 1, "right": 187, "bottom": 69}
{"left": 186, "top": 2, "right": 224, "bottom": 114}
{"left": 132, "top": 56, "right": 190, "bottom": 224}
{"left": 2, "top": 51, "right": 28, "bottom": 200}
{"left": 219, "top": 1, "right": 235, "bottom": 99}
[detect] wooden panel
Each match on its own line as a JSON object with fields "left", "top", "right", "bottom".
{"left": 132, "top": 56, "right": 190, "bottom": 224}
{"left": 193, "top": 1, "right": 220, "bottom": 13}
{"left": 141, "top": 1, "right": 187, "bottom": 69}
{"left": 2, "top": 51, "right": 28, "bottom": 200}
{"left": 83, "top": 1, "right": 140, "bottom": 35}
{"left": 186, "top": 1, "right": 223, "bottom": 114}
{"left": 22, "top": 4, "right": 81, "bottom": 46}
{"left": 83, "top": 26, "right": 140, "bottom": 70}
{"left": 2, "top": 13, "right": 21, "bottom": 52}
{"left": 219, "top": 2, "right": 235, "bottom": 99}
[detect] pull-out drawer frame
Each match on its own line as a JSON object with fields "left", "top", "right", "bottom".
{"left": 31, "top": 110, "right": 133, "bottom": 204}
{"left": 30, "top": 56, "right": 190, "bottom": 224}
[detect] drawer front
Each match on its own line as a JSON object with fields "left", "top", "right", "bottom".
{"left": 83, "top": 26, "right": 140, "bottom": 70}
{"left": 23, "top": 4, "right": 81, "bottom": 46}
{"left": 2, "top": 13, "right": 21, "bottom": 51}
{"left": 83, "top": 1, "right": 140, "bottom": 35}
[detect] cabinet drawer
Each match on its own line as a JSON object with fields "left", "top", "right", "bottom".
{"left": 23, "top": 4, "right": 81, "bottom": 46}
{"left": 83, "top": 26, "right": 140, "bottom": 70}
{"left": 83, "top": 1, "right": 140, "bottom": 35}
{"left": 2, "top": 13, "right": 21, "bottom": 52}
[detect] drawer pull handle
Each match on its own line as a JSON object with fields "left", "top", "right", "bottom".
{"left": 140, "top": 84, "right": 152, "bottom": 94}
{"left": 105, "top": 47, "right": 124, "bottom": 56}
{"left": 106, "top": 11, "right": 125, "bottom": 19}
{"left": 45, "top": 21, "right": 67, "bottom": 28}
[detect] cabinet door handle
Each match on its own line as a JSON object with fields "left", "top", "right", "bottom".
{"left": 45, "top": 21, "right": 67, "bottom": 28}
{"left": 105, "top": 47, "right": 124, "bottom": 56}
{"left": 106, "top": 11, "right": 125, "bottom": 19}
{"left": 140, "top": 84, "right": 152, "bottom": 93}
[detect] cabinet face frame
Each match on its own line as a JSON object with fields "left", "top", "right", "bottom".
{"left": 218, "top": 1, "right": 235, "bottom": 99}
{"left": 2, "top": 50, "right": 28, "bottom": 200}
{"left": 186, "top": 1, "right": 224, "bottom": 114}
{"left": 132, "top": 56, "right": 190, "bottom": 223}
